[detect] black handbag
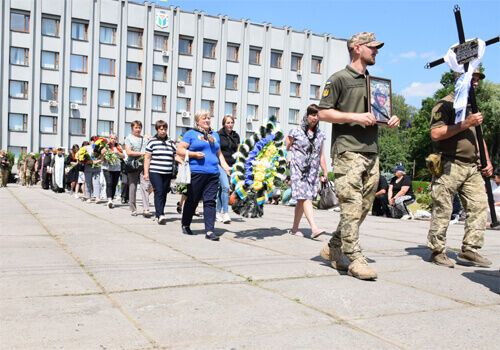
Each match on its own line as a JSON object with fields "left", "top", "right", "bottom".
{"left": 124, "top": 158, "right": 143, "bottom": 173}
{"left": 318, "top": 181, "right": 338, "bottom": 210}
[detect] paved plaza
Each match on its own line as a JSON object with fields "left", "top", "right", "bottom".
{"left": 1, "top": 184, "right": 499, "bottom": 349}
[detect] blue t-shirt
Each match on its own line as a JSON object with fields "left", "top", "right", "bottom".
{"left": 182, "top": 129, "right": 221, "bottom": 174}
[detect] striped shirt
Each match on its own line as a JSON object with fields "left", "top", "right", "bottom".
{"left": 145, "top": 136, "right": 177, "bottom": 174}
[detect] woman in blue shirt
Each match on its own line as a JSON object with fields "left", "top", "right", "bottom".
{"left": 176, "top": 111, "right": 231, "bottom": 241}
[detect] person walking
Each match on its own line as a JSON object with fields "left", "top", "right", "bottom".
{"left": 176, "top": 110, "right": 231, "bottom": 241}
{"left": 216, "top": 115, "right": 240, "bottom": 224}
{"left": 38, "top": 148, "right": 53, "bottom": 190}
{"left": 427, "top": 69, "right": 493, "bottom": 268}
{"left": 83, "top": 138, "right": 103, "bottom": 203}
{"left": 125, "top": 121, "right": 151, "bottom": 217}
{"left": 24, "top": 153, "right": 37, "bottom": 187}
{"left": 101, "top": 134, "right": 124, "bottom": 208}
{"left": 65, "top": 145, "right": 80, "bottom": 195}
{"left": 317, "top": 32, "right": 400, "bottom": 280}
{"left": 0, "top": 150, "right": 10, "bottom": 187}
{"left": 286, "top": 104, "right": 328, "bottom": 238}
{"left": 143, "top": 120, "right": 177, "bottom": 225}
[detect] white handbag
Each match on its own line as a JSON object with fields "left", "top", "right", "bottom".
{"left": 176, "top": 153, "right": 191, "bottom": 185}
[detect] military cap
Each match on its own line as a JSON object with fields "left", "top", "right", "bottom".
{"left": 472, "top": 68, "right": 485, "bottom": 80}
{"left": 347, "top": 32, "right": 384, "bottom": 49}
{"left": 374, "top": 84, "right": 388, "bottom": 97}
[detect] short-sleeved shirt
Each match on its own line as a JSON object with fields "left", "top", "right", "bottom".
{"left": 319, "top": 65, "right": 378, "bottom": 156}
{"left": 145, "top": 136, "right": 177, "bottom": 174}
{"left": 376, "top": 175, "right": 388, "bottom": 193}
{"left": 390, "top": 175, "right": 414, "bottom": 198}
{"left": 125, "top": 134, "right": 146, "bottom": 156}
{"left": 181, "top": 129, "right": 221, "bottom": 174}
{"left": 430, "top": 93, "right": 478, "bottom": 163}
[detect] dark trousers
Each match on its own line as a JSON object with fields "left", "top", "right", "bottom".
{"left": 372, "top": 195, "right": 391, "bottom": 217}
{"left": 42, "top": 169, "right": 51, "bottom": 190}
{"left": 121, "top": 173, "right": 129, "bottom": 201}
{"left": 103, "top": 170, "right": 121, "bottom": 199}
{"left": 182, "top": 173, "right": 219, "bottom": 233}
{"left": 149, "top": 172, "right": 172, "bottom": 218}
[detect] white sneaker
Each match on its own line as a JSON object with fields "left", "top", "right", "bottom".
{"left": 222, "top": 213, "right": 231, "bottom": 224}
{"left": 158, "top": 215, "right": 167, "bottom": 225}
{"left": 107, "top": 200, "right": 113, "bottom": 209}
{"left": 216, "top": 213, "right": 223, "bottom": 222}
{"left": 131, "top": 211, "right": 138, "bottom": 216}
{"left": 85, "top": 198, "right": 93, "bottom": 203}
{"left": 401, "top": 214, "right": 412, "bottom": 220}
{"left": 74, "top": 193, "right": 80, "bottom": 199}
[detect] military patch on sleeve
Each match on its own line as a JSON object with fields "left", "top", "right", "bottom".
{"left": 322, "top": 87, "right": 330, "bottom": 97}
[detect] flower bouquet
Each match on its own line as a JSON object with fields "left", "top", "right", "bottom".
{"left": 102, "top": 144, "right": 122, "bottom": 166}
{"left": 77, "top": 147, "right": 91, "bottom": 164}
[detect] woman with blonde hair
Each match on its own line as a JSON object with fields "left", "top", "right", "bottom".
{"left": 176, "top": 111, "right": 231, "bottom": 241}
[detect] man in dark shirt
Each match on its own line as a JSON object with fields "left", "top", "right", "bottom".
{"left": 372, "top": 175, "right": 390, "bottom": 217}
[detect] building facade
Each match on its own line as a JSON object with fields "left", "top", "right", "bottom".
{"left": 0, "top": 0, "right": 349, "bottom": 159}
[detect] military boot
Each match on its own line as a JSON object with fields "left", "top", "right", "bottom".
{"left": 430, "top": 251, "right": 454, "bottom": 268}
{"left": 457, "top": 250, "right": 492, "bottom": 268}
{"left": 347, "top": 257, "right": 377, "bottom": 280}
{"left": 319, "top": 243, "right": 348, "bottom": 271}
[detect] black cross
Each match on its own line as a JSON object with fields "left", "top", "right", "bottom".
{"left": 425, "top": 5, "right": 499, "bottom": 228}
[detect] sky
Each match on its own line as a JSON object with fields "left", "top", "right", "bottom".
{"left": 149, "top": 0, "right": 499, "bottom": 108}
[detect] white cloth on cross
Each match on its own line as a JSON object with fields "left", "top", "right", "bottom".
{"left": 443, "top": 39, "right": 485, "bottom": 123}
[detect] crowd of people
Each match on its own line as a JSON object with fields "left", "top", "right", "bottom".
{"left": 2, "top": 30, "right": 498, "bottom": 282}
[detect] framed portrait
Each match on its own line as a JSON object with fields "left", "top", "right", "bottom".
{"left": 368, "top": 76, "right": 392, "bottom": 124}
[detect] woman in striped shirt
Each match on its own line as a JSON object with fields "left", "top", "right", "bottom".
{"left": 143, "top": 120, "right": 177, "bottom": 225}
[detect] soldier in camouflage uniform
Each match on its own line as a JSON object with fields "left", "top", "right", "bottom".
{"left": 317, "top": 32, "right": 400, "bottom": 280}
{"left": 427, "top": 70, "right": 493, "bottom": 268}
{"left": 24, "top": 153, "right": 37, "bottom": 187}
{"left": 17, "top": 152, "right": 26, "bottom": 186}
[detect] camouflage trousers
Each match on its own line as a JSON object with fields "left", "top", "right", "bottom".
{"left": 427, "top": 161, "right": 487, "bottom": 253}
{"left": 329, "top": 151, "right": 379, "bottom": 261}
{"left": 0, "top": 169, "right": 8, "bottom": 187}
{"left": 18, "top": 170, "right": 26, "bottom": 185}
{"left": 25, "top": 169, "right": 37, "bottom": 186}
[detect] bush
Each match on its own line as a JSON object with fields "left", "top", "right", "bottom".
{"left": 416, "top": 193, "right": 433, "bottom": 211}
{"left": 412, "top": 181, "right": 431, "bottom": 194}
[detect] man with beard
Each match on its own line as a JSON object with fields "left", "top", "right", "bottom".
{"left": 318, "top": 32, "right": 400, "bottom": 280}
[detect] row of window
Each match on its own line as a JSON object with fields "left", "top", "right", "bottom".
{"left": 12, "top": 10, "right": 322, "bottom": 73}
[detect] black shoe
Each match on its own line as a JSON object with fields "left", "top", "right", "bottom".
{"left": 205, "top": 231, "right": 219, "bottom": 241}
{"left": 182, "top": 226, "right": 195, "bottom": 235}
{"left": 176, "top": 202, "right": 182, "bottom": 214}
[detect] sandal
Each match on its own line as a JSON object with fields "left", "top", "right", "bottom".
{"left": 287, "top": 229, "right": 304, "bottom": 237}
{"left": 311, "top": 230, "right": 326, "bottom": 239}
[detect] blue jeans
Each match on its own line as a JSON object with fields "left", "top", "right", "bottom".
{"left": 149, "top": 172, "right": 172, "bottom": 218}
{"left": 216, "top": 165, "right": 230, "bottom": 214}
{"left": 182, "top": 173, "right": 219, "bottom": 233}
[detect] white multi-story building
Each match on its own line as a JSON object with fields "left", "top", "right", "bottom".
{"left": 0, "top": 0, "right": 349, "bottom": 158}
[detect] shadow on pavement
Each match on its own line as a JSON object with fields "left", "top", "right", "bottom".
{"left": 230, "top": 227, "right": 287, "bottom": 240}
{"left": 462, "top": 270, "right": 500, "bottom": 294}
{"left": 405, "top": 245, "right": 458, "bottom": 262}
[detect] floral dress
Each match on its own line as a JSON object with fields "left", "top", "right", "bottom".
{"left": 289, "top": 127, "right": 325, "bottom": 200}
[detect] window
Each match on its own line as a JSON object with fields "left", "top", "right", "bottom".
{"left": 249, "top": 47, "right": 261, "bottom": 65}
{"left": 270, "top": 50, "right": 282, "bottom": 68}
{"left": 203, "top": 40, "right": 216, "bottom": 59}
{"left": 11, "top": 12, "right": 30, "bottom": 33}
{"left": 98, "top": 89, "right": 114, "bottom": 107}
{"left": 269, "top": 80, "right": 281, "bottom": 95}
{"left": 9, "top": 113, "right": 28, "bottom": 132}
{"left": 100, "top": 25, "right": 116, "bottom": 44}
{"left": 268, "top": 107, "right": 280, "bottom": 119}
{"left": 226, "top": 74, "right": 238, "bottom": 90}
{"left": 202, "top": 71, "right": 215, "bottom": 88}
{"left": 247, "top": 104, "right": 258, "bottom": 120}
{"left": 99, "top": 58, "right": 115, "bottom": 76}
{"left": 41, "top": 51, "right": 59, "bottom": 70}
{"left": 10, "top": 47, "right": 29, "bottom": 66}
{"left": 152, "top": 95, "right": 167, "bottom": 112}
{"left": 178, "top": 68, "right": 192, "bottom": 84}
{"left": 71, "top": 21, "right": 88, "bottom": 41}
{"left": 153, "top": 65, "right": 167, "bottom": 81}
{"left": 40, "top": 84, "right": 58, "bottom": 101}
{"left": 248, "top": 77, "right": 260, "bottom": 93}
{"left": 126, "top": 62, "right": 142, "bottom": 79}
{"left": 70, "top": 54, "right": 88, "bottom": 73}
{"left": 97, "top": 120, "right": 114, "bottom": 137}
{"left": 154, "top": 33, "right": 168, "bottom": 50}
{"left": 225, "top": 102, "right": 237, "bottom": 117}
{"left": 9, "top": 80, "right": 28, "bottom": 99}
{"left": 201, "top": 100, "right": 215, "bottom": 115}
{"left": 125, "top": 92, "right": 141, "bottom": 109}
{"left": 310, "top": 85, "right": 320, "bottom": 99}
{"left": 290, "top": 82, "right": 301, "bottom": 97}
{"left": 227, "top": 43, "right": 239, "bottom": 62}
{"left": 127, "top": 29, "right": 143, "bottom": 48}
{"left": 176, "top": 98, "right": 191, "bottom": 112}
{"left": 40, "top": 116, "right": 57, "bottom": 134}
{"left": 8, "top": 146, "right": 28, "bottom": 160}
{"left": 291, "top": 54, "right": 302, "bottom": 71}
{"left": 289, "top": 109, "right": 300, "bottom": 124}
{"left": 41, "top": 16, "right": 59, "bottom": 37}
{"left": 179, "top": 37, "right": 193, "bottom": 55}
{"left": 312, "top": 56, "right": 322, "bottom": 73}
{"left": 69, "top": 118, "right": 86, "bottom": 135}
{"left": 70, "top": 87, "right": 87, "bottom": 104}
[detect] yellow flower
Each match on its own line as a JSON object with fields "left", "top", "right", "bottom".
{"left": 253, "top": 181, "right": 263, "bottom": 191}
{"left": 254, "top": 171, "right": 265, "bottom": 182}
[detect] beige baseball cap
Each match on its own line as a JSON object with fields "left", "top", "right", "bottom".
{"left": 347, "top": 32, "right": 384, "bottom": 49}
